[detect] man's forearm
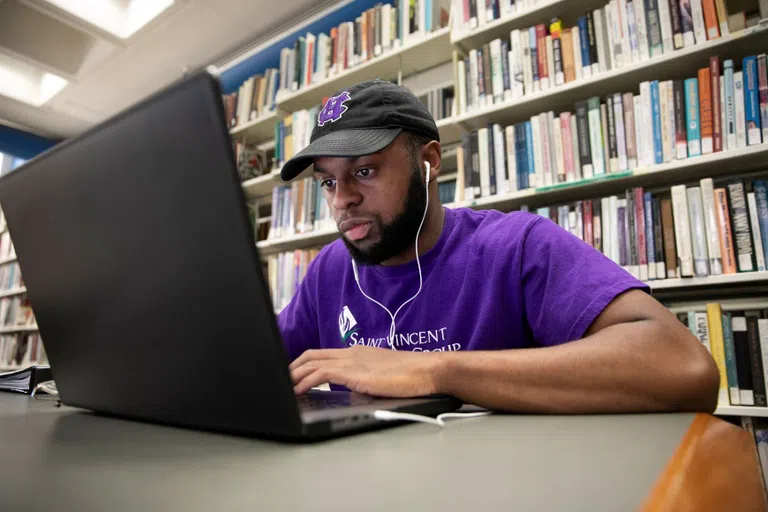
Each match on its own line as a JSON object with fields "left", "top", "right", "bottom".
{"left": 431, "top": 320, "right": 720, "bottom": 413}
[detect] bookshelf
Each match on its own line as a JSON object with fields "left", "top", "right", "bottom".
{"left": 224, "top": 0, "right": 768, "bottom": 420}
{"left": 0, "top": 325, "right": 38, "bottom": 335}
{"left": 0, "top": 255, "right": 17, "bottom": 266}
{"left": 715, "top": 405, "right": 768, "bottom": 417}
{"left": 0, "top": 287, "right": 26, "bottom": 299}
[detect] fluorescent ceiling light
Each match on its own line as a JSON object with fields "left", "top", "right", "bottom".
{"left": 41, "top": 0, "right": 174, "bottom": 39}
{"left": 0, "top": 53, "right": 68, "bottom": 106}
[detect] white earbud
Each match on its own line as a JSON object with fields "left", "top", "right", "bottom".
{"left": 350, "top": 158, "right": 432, "bottom": 350}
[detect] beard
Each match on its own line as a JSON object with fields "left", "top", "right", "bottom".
{"left": 341, "top": 163, "right": 427, "bottom": 266}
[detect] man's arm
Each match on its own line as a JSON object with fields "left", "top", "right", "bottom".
{"left": 290, "top": 289, "right": 720, "bottom": 413}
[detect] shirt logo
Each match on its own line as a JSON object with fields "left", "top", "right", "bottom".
{"left": 318, "top": 91, "right": 351, "bottom": 126}
{"left": 338, "top": 305, "right": 359, "bottom": 343}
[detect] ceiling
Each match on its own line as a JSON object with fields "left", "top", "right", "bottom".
{"left": 0, "top": 0, "right": 325, "bottom": 140}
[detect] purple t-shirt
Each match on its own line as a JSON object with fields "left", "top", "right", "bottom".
{"left": 277, "top": 207, "right": 647, "bottom": 360}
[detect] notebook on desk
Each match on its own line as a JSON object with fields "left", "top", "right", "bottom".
{"left": 0, "top": 72, "right": 461, "bottom": 440}
{"left": 0, "top": 365, "right": 52, "bottom": 394}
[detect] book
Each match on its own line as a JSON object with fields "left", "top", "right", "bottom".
{"left": 659, "top": 81, "right": 672, "bottom": 162}
{"left": 572, "top": 25, "right": 583, "bottom": 81}
{"left": 754, "top": 180, "right": 768, "bottom": 264}
{"left": 644, "top": 191, "right": 657, "bottom": 279}
{"left": 687, "top": 186, "right": 710, "bottom": 276}
{"left": 594, "top": 9, "right": 610, "bottom": 73}
{"left": 700, "top": 178, "right": 723, "bottom": 275}
{"left": 722, "top": 311, "right": 742, "bottom": 404}
{"left": 727, "top": 180, "right": 755, "bottom": 272}
{"left": 651, "top": 80, "right": 663, "bottom": 164}
{"left": 713, "top": 0, "right": 729, "bottom": 36}
{"left": 575, "top": 100, "right": 593, "bottom": 178}
{"left": 734, "top": 70, "right": 747, "bottom": 149}
{"left": 746, "top": 312, "right": 767, "bottom": 406}
{"left": 743, "top": 56, "right": 762, "bottom": 146}
{"left": 710, "top": 56, "right": 722, "bottom": 152}
{"left": 587, "top": 97, "right": 606, "bottom": 176}
{"left": 613, "top": 92, "right": 628, "bottom": 171}
{"left": 684, "top": 77, "right": 702, "bottom": 157}
{"left": 657, "top": 0, "right": 675, "bottom": 53}
{"left": 623, "top": 92, "right": 638, "bottom": 169}
{"left": 714, "top": 187, "right": 738, "bottom": 274}
{"left": 0, "top": 365, "right": 52, "bottom": 394}
{"left": 689, "top": 0, "right": 707, "bottom": 43}
{"left": 679, "top": 0, "right": 695, "bottom": 47}
{"left": 633, "top": 0, "right": 651, "bottom": 61}
{"left": 652, "top": 196, "right": 666, "bottom": 277}
{"left": 671, "top": 184, "right": 694, "bottom": 276}
{"left": 578, "top": 16, "right": 592, "bottom": 78}
{"left": 701, "top": 0, "right": 720, "bottom": 39}
{"left": 561, "top": 28, "right": 576, "bottom": 83}
{"left": 748, "top": 193, "right": 766, "bottom": 271}
{"left": 551, "top": 20, "right": 565, "bottom": 86}
{"left": 645, "top": 0, "right": 664, "bottom": 57}
{"left": 724, "top": 59, "right": 737, "bottom": 150}
{"left": 673, "top": 79, "right": 687, "bottom": 159}
{"left": 706, "top": 303, "right": 730, "bottom": 405}
{"left": 600, "top": 104, "right": 612, "bottom": 174}
{"left": 758, "top": 55, "right": 768, "bottom": 143}
{"left": 668, "top": 0, "right": 684, "bottom": 49}
{"left": 732, "top": 313, "right": 755, "bottom": 405}
{"left": 586, "top": 12, "right": 599, "bottom": 75}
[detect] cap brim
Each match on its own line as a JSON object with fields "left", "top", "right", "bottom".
{"left": 280, "top": 128, "right": 402, "bottom": 181}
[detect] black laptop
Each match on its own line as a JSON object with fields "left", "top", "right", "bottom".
{"left": 0, "top": 72, "right": 460, "bottom": 440}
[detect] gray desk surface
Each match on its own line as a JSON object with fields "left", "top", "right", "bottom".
{"left": 0, "top": 393, "right": 695, "bottom": 512}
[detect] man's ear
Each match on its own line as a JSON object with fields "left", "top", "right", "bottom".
{"left": 422, "top": 140, "right": 442, "bottom": 183}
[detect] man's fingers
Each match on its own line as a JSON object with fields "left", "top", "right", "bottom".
{"left": 290, "top": 361, "right": 320, "bottom": 386}
{"left": 294, "top": 367, "right": 338, "bottom": 395}
{"left": 289, "top": 348, "right": 342, "bottom": 371}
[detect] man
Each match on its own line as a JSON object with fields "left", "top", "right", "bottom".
{"left": 277, "top": 79, "right": 719, "bottom": 413}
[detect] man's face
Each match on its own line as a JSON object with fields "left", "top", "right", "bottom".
{"left": 313, "top": 135, "right": 427, "bottom": 265}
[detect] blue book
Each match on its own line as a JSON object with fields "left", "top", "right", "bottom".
{"left": 754, "top": 180, "right": 768, "bottom": 261}
{"left": 525, "top": 120, "right": 536, "bottom": 186}
{"left": 651, "top": 80, "right": 663, "bottom": 164}
{"left": 743, "top": 55, "right": 762, "bottom": 145}
{"left": 684, "top": 78, "right": 701, "bottom": 157}
{"left": 529, "top": 27, "right": 539, "bottom": 86}
{"left": 425, "top": 0, "right": 433, "bottom": 32}
{"left": 515, "top": 123, "right": 529, "bottom": 189}
{"left": 724, "top": 59, "right": 736, "bottom": 149}
{"left": 577, "top": 16, "right": 591, "bottom": 70}
{"left": 644, "top": 191, "right": 656, "bottom": 277}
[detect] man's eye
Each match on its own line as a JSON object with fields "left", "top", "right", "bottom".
{"left": 320, "top": 179, "right": 336, "bottom": 189}
{"left": 356, "top": 168, "right": 373, "bottom": 178}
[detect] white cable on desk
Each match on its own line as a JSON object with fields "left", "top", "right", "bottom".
{"left": 373, "top": 410, "right": 491, "bottom": 427}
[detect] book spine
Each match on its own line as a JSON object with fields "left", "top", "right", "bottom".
{"left": 546, "top": 35, "right": 555, "bottom": 92}
{"left": 588, "top": 97, "right": 606, "bottom": 176}
{"left": 482, "top": 44, "right": 493, "bottom": 106}
{"left": 594, "top": 9, "right": 611, "bottom": 72}
{"left": 710, "top": 57, "right": 722, "bottom": 152}
{"left": 758, "top": 55, "right": 768, "bottom": 144}
{"left": 701, "top": 0, "right": 720, "bottom": 39}
{"left": 652, "top": 196, "right": 666, "bottom": 276}
{"left": 561, "top": 28, "right": 575, "bottom": 83}
{"left": 539, "top": 114, "right": 553, "bottom": 186}
{"left": 504, "top": 125, "right": 517, "bottom": 193}
{"left": 493, "top": 124, "right": 507, "bottom": 194}
{"left": 743, "top": 56, "right": 762, "bottom": 146}
{"left": 642, "top": 82, "right": 655, "bottom": 166}
{"left": 722, "top": 312, "right": 742, "bottom": 405}
{"left": 659, "top": 81, "right": 672, "bottom": 162}
{"left": 645, "top": 0, "right": 664, "bottom": 57}
{"left": 584, "top": 200, "right": 594, "bottom": 246}
{"left": 623, "top": 93, "right": 638, "bottom": 169}
{"left": 734, "top": 70, "right": 747, "bottom": 148}
{"left": 607, "top": 1, "right": 623, "bottom": 69}
{"left": 521, "top": 31, "right": 532, "bottom": 95}
{"left": 700, "top": 178, "right": 723, "bottom": 274}
{"left": 732, "top": 314, "right": 755, "bottom": 406}
{"left": 560, "top": 113, "right": 574, "bottom": 182}
{"left": 671, "top": 184, "right": 694, "bottom": 276}
{"left": 679, "top": 0, "right": 695, "bottom": 46}
{"left": 727, "top": 180, "right": 755, "bottom": 272}
{"left": 618, "top": 198, "right": 629, "bottom": 269}
{"left": 651, "top": 80, "right": 663, "bottom": 164}
{"left": 618, "top": 0, "right": 633, "bottom": 61}
{"left": 698, "top": 67, "right": 713, "bottom": 154}
{"left": 687, "top": 186, "right": 710, "bottom": 276}
{"left": 714, "top": 187, "right": 737, "bottom": 273}
{"left": 570, "top": 114, "right": 581, "bottom": 180}
{"left": 668, "top": 0, "right": 684, "bottom": 48}
{"left": 714, "top": 0, "right": 729, "bottom": 36}
{"left": 672, "top": 80, "right": 688, "bottom": 160}
{"left": 635, "top": 187, "right": 648, "bottom": 280}
{"left": 634, "top": 0, "right": 650, "bottom": 61}
{"left": 754, "top": 180, "right": 768, "bottom": 263}
{"left": 536, "top": 24, "right": 548, "bottom": 90}
{"left": 553, "top": 113, "right": 566, "bottom": 183}
{"left": 724, "top": 59, "right": 736, "bottom": 149}
{"left": 614, "top": 92, "right": 628, "bottom": 171}
{"left": 661, "top": 198, "right": 678, "bottom": 277}
{"left": 657, "top": 0, "right": 674, "bottom": 53}
{"left": 529, "top": 27, "right": 539, "bottom": 91}
{"left": 633, "top": 95, "right": 645, "bottom": 168}
{"left": 606, "top": 95, "right": 618, "bottom": 172}
{"left": 627, "top": 1, "right": 640, "bottom": 63}
{"left": 689, "top": 0, "right": 707, "bottom": 43}
{"left": 575, "top": 100, "right": 593, "bottom": 178}
{"left": 705, "top": 304, "right": 730, "bottom": 404}
{"left": 746, "top": 314, "right": 767, "bottom": 406}
{"left": 644, "top": 191, "right": 657, "bottom": 279}
{"left": 525, "top": 121, "right": 535, "bottom": 187}
{"left": 748, "top": 193, "right": 766, "bottom": 271}
{"left": 578, "top": 16, "right": 592, "bottom": 77}
{"left": 684, "top": 78, "right": 701, "bottom": 157}
{"left": 600, "top": 104, "right": 611, "bottom": 176}
{"left": 551, "top": 20, "right": 564, "bottom": 85}
{"left": 586, "top": 11, "right": 599, "bottom": 74}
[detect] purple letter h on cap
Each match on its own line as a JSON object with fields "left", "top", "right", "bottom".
{"left": 317, "top": 91, "right": 351, "bottom": 126}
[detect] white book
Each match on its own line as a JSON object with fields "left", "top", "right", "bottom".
{"left": 572, "top": 25, "right": 583, "bottom": 81}
{"left": 694, "top": 312, "right": 712, "bottom": 352}
{"left": 760, "top": 319, "right": 768, "bottom": 398}
{"left": 510, "top": 30, "right": 525, "bottom": 97}
{"left": 530, "top": 116, "right": 544, "bottom": 189}
{"left": 469, "top": 49, "right": 479, "bottom": 111}
{"left": 546, "top": 36, "right": 555, "bottom": 89}
{"left": 457, "top": 60, "right": 467, "bottom": 115}
{"left": 610, "top": 196, "right": 621, "bottom": 264}
{"left": 700, "top": 178, "right": 724, "bottom": 275}
{"left": 617, "top": 0, "right": 633, "bottom": 65}
{"left": 657, "top": 0, "right": 674, "bottom": 53}
{"left": 561, "top": 113, "right": 574, "bottom": 181}
{"left": 721, "top": 74, "right": 731, "bottom": 150}
{"left": 505, "top": 125, "right": 518, "bottom": 192}
{"left": 626, "top": 1, "right": 640, "bottom": 63}
{"left": 666, "top": 80, "right": 677, "bottom": 160}
{"left": 690, "top": 0, "right": 708, "bottom": 44}
{"left": 588, "top": 102, "right": 606, "bottom": 176}
{"left": 659, "top": 80, "right": 672, "bottom": 162}
{"left": 401, "top": 5, "right": 410, "bottom": 43}
{"left": 734, "top": 71, "right": 747, "bottom": 149}
{"left": 477, "top": 127, "right": 491, "bottom": 197}
{"left": 571, "top": 114, "right": 582, "bottom": 180}
{"left": 419, "top": 0, "right": 427, "bottom": 37}
{"left": 521, "top": 32, "right": 533, "bottom": 95}
{"left": 633, "top": 95, "right": 645, "bottom": 167}
{"left": 382, "top": 4, "right": 392, "bottom": 49}
{"left": 605, "top": 2, "right": 619, "bottom": 69}
{"left": 539, "top": 113, "right": 553, "bottom": 186}
{"left": 500, "top": 0, "right": 514, "bottom": 17}
{"left": 633, "top": 0, "right": 651, "bottom": 61}
{"left": 748, "top": 192, "right": 767, "bottom": 271}
{"left": 476, "top": 0, "right": 486, "bottom": 27}
{"left": 547, "top": 111, "right": 558, "bottom": 183}
{"left": 671, "top": 184, "right": 695, "bottom": 277}
{"left": 641, "top": 81, "right": 654, "bottom": 167}
{"left": 492, "top": 124, "right": 508, "bottom": 194}
{"left": 687, "top": 186, "right": 711, "bottom": 277}
{"left": 490, "top": 39, "right": 504, "bottom": 103}
{"left": 613, "top": 92, "right": 628, "bottom": 171}
{"left": 602, "top": 196, "right": 613, "bottom": 260}
{"left": 594, "top": 9, "right": 610, "bottom": 73}
{"left": 552, "top": 113, "right": 565, "bottom": 183}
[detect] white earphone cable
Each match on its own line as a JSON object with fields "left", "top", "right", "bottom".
{"left": 351, "top": 162, "right": 431, "bottom": 350}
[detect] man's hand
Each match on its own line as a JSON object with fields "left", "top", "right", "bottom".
{"left": 289, "top": 345, "right": 441, "bottom": 397}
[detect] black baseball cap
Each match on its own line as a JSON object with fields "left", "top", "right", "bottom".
{"left": 280, "top": 79, "right": 440, "bottom": 181}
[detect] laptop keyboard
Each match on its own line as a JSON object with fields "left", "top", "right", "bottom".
{"left": 297, "top": 391, "right": 372, "bottom": 411}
